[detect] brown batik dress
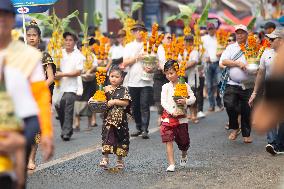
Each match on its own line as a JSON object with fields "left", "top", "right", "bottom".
{"left": 102, "top": 86, "right": 131, "bottom": 157}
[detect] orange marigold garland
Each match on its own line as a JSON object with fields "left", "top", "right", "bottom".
{"left": 239, "top": 33, "right": 263, "bottom": 63}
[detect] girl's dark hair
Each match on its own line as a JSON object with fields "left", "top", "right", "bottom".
{"left": 164, "top": 59, "right": 178, "bottom": 72}
{"left": 26, "top": 20, "right": 41, "bottom": 36}
{"left": 109, "top": 66, "right": 124, "bottom": 76}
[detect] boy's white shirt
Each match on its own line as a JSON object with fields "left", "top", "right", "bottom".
{"left": 161, "top": 82, "right": 196, "bottom": 124}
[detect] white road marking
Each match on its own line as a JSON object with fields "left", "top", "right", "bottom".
{"left": 34, "top": 127, "right": 160, "bottom": 173}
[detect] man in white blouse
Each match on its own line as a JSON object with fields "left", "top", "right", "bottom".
{"left": 55, "top": 32, "right": 84, "bottom": 141}
{"left": 202, "top": 22, "right": 223, "bottom": 112}
{"left": 219, "top": 25, "right": 253, "bottom": 143}
{"left": 123, "top": 22, "right": 153, "bottom": 139}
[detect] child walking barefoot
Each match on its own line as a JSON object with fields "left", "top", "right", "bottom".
{"left": 160, "top": 60, "right": 196, "bottom": 172}
{"left": 99, "top": 68, "right": 131, "bottom": 170}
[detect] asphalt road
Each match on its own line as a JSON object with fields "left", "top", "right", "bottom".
{"left": 27, "top": 106, "right": 283, "bottom": 189}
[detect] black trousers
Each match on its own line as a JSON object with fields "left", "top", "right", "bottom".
{"left": 223, "top": 85, "right": 253, "bottom": 137}
{"left": 198, "top": 76, "right": 205, "bottom": 112}
{"left": 55, "top": 92, "right": 76, "bottom": 137}
{"left": 0, "top": 175, "right": 15, "bottom": 189}
{"left": 128, "top": 87, "right": 152, "bottom": 132}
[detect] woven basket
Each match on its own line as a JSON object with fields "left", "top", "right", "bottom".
{"left": 88, "top": 100, "right": 108, "bottom": 113}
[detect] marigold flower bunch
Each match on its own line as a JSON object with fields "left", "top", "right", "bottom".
{"left": 93, "top": 90, "right": 107, "bottom": 102}
{"left": 124, "top": 18, "right": 136, "bottom": 45}
{"left": 48, "top": 30, "right": 64, "bottom": 87}
{"left": 183, "top": 26, "right": 191, "bottom": 36}
{"left": 240, "top": 33, "right": 262, "bottom": 62}
{"left": 257, "top": 38, "right": 270, "bottom": 60}
{"left": 164, "top": 36, "right": 184, "bottom": 61}
{"left": 82, "top": 41, "right": 94, "bottom": 71}
{"left": 177, "top": 61, "right": 186, "bottom": 77}
{"left": 94, "top": 36, "right": 110, "bottom": 60}
{"left": 216, "top": 29, "right": 231, "bottom": 47}
{"left": 142, "top": 23, "right": 162, "bottom": 55}
{"left": 174, "top": 83, "right": 188, "bottom": 97}
{"left": 193, "top": 23, "right": 205, "bottom": 58}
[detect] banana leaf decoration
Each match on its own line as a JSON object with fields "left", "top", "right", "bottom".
{"left": 165, "top": 3, "right": 196, "bottom": 25}
{"left": 115, "top": 2, "right": 143, "bottom": 23}
{"left": 115, "top": 2, "right": 143, "bottom": 45}
{"left": 93, "top": 12, "right": 103, "bottom": 27}
{"left": 77, "top": 12, "right": 88, "bottom": 40}
{"left": 178, "top": 3, "right": 196, "bottom": 26}
{"left": 221, "top": 16, "right": 236, "bottom": 26}
{"left": 197, "top": 0, "right": 211, "bottom": 26}
{"left": 29, "top": 9, "right": 79, "bottom": 32}
{"left": 247, "top": 17, "right": 256, "bottom": 31}
{"left": 130, "top": 2, "right": 143, "bottom": 16}
{"left": 247, "top": 9, "right": 259, "bottom": 31}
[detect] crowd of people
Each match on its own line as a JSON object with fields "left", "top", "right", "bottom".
{"left": 0, "top": 0, "right": 284, "bottom": 188}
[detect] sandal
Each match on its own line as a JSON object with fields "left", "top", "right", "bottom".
{"left": 228, "top": 131, "right": 238, "bottom": 140}
{"left": 115, "top": 160, "right": 124, "bottom": 169}
{"left": 99, "top": 158, "right": 109, "bottom": 170}
{"left": 243, "top": 137, "right": 253, "bottom": 144}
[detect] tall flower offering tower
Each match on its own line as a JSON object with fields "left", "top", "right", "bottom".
{"left": 89, "top": 66, "right": 107, "bottom": 113}
{"left": 141, "top": 23, "right": 164, "bottom": 81}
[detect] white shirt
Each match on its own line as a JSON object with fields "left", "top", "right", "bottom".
{"left": 201, "top": 34, "right": 218, "bottom": 62}
{"left": 219, "top": 42, "right": 249, "bottom": 86}
{"left": 60, "top": 48, "right": 84, "bottom": 93}
{"left": 157, "top": 45, "right": 167, "bottom": 70}
{"left": 161, "top": 82, "right": 196, "bottom": 124}
{"left": 109, "top": 44, "right": 124, "bottom": 60}
{"left": 0, "top": 49, "right": 45, "bottom": 118}
{"left": 183, "top": 49, "right": 199, "bottom": 87}
{"left": 123, "top": 40, "right": 153, "bottom": 87}
{"left": 259, "top": 48, "right": 275, "bottom": 78}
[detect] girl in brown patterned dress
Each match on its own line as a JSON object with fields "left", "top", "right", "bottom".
{"left": 99, "top": 68, "right": 131, "bottom": 170}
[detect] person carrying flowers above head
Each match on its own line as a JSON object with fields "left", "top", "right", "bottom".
{"left": 0, "top": 0, "right": 54, "bottom": 187}
{"left": 122, "top": 21, "right": 153, "bottom": 139}
{"left": 99, "top": 67, "right": 131, "bottom": 170}
{"left": 25, "top": 20, "right": 56, "bottom": 170}
{"left": 160, "top": 59, "right": 196, "bottom": 172}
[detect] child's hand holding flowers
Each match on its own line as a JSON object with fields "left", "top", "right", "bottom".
{"left": 175, "top": 97, "right": 187, "bottom": 105}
